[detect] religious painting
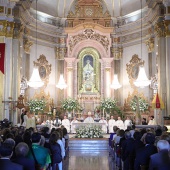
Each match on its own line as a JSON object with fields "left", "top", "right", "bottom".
{"left": 39, "top": 65, "right": 47, "bottom": 80}
{"left": 78, "top": 47, "right": 100, "bottom": 94}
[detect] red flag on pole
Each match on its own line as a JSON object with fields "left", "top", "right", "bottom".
{"left": 156, "top": 93, "right": 160, "bottom": 108}
{"left": 0, "top": 43, "right": 5, "bottom": 74}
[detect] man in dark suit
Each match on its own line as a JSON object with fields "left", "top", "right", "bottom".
{"left": 149, "top": 140, "right": 170, "bottom": 170}
{"left": 134, "top": 133, "right": 157, "bottom": 170}
{"left": 0, "top": 143, "right": 23, "bottom": 170}
{"left": 13, "top": 142, "right": 35, "bottom": 170}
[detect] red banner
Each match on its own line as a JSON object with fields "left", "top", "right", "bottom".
{"left": 0, "top": 43, "right": 5, "bottom": 74}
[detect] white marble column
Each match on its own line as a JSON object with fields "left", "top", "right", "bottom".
{"left": 12, "top": 39, "right": 20, "bottom": 124}
{"left": 65, "top": 58, "right": 75, "bottom": 98}
{"left": 4, "top": 38, "right": 13, "bottom": 120}
{"left": 103, "top": 58, "right": 113, "bottom": 98}
{"left": 163, "top": 0, "right": 170, "bottom": 116}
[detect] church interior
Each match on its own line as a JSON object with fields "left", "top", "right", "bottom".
{"left": 0, "top": 0, "right": 170, "bottom": 125}
{"left": 1, "top": 1, "right": 170, "bottom": 170}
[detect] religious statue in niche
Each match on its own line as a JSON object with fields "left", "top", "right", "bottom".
{"left": 80, "top": 55, "right": 98, "bottom": 93}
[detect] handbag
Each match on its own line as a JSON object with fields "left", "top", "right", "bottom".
{"left": 30, "top": 146, "right": 41, "bottom": 170}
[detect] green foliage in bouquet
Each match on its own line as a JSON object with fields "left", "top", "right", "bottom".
{"left": 75, "top": 125, "right": 103, "bottom": 138}
{"left": 99, "top": 98, "right": 123, "bottom": 117}
{"left": 130, "top": 97, "right": 149, "bottom": 112}
{"left": 61, "top": 98, "right": 82, "bottom": 112}
{"left": 27, "top": 99, "right": 46, "bottom": 114}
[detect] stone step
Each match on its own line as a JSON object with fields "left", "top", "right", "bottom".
{"left": 69, "top": 138, "right": 109, "bottom": 151}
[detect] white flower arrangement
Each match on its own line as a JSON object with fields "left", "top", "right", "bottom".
{"left": 27, "top": 99, "right": 46, "bottom": 114}
{"left": 100, "top": 98, "right": 117, "bottom": 110}
{"left": 75, "top": 125, "right": 103, "bottom": 138}
{"left": 61, "top": 98, "right": 82, "bottom": 112}
{"left": 130, "top": 97, "right": 149, "bottom": 112}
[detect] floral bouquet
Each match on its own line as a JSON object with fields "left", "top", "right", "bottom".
{"left": 27, "top": 99, "right": 46, "bottom": 114}
{"left": 100, "top": 98, "right": 117, "bottom": 111}
{"left": 75, "top": 125, "right": 103, "bottom": 138}
{"left": 130, "top": 97, "right": 149, "bottom": 112}
{"left": 61, "top": 98, "right": 81, "bottom": 112}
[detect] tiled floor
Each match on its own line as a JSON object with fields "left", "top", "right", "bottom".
{"left": 63, "top": 151, "right": 115, "bottom": 170}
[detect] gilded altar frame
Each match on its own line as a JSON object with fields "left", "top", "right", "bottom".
{"left": 78, "top": 47, "right": 101, "bottom": 94}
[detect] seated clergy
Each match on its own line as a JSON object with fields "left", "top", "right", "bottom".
{"left": 99, "top": 117, "right": 108, "bottom": 133}
{"left": 84, "top": 111, "right": 94, "bottom": 123}
{"left": 62, "top": 115, "right": 70, "bottom": 133}
{"left": 71, "top": 116, "right": 79, "bottom": 133}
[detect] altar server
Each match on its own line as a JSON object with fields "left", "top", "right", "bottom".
{"left": 108, "top": 116, "right": 116, "bottom": 133}
{"left": 115, "top": 117, "right": 124, "bottom": 130}
{"left": 99, "top": 117, "right": 108, "bottom": 133}
{"left": 71, "top": 116, "right": 79, "bottom": 133}
{"left": 62, "top": 115, "right": 70, "bottom": 133}
{"left": 124, "top": 116, "right": 132, "bottom": 130}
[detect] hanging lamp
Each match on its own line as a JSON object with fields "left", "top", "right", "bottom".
{"left": 110, "top": 74, "right": 122, "bottom": 90}
{"left": 134, "top": 0, "right": 151, "bottom": 88}
{"left": 27, "top": 0, "right": 44, "bottom": 89}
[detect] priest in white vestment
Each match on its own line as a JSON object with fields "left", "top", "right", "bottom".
{"left": 26, "top": 113, "right": 36, "bottom": 129}
{"left": 115, "top": 117, "right": 124, "bottom": 129}
{"left": 124, "top": 117, "right": 132, "bottom": 130}
{"left": 108, "top": 116, "right": 116, "bottom": 133}
{"left": 148, "top": 116, "right": 157, "bottom": 125}
{"left": 99, "top": 117, "right": 108, "bottom": 133}
{"left": 62, "top": 116, "right": 70, "bottom": 133}
{"left": 71, "top": 116, "right": 79, "bottom": 133}
{"left": 84, "top": 111, "right": 94, "bottom": 123}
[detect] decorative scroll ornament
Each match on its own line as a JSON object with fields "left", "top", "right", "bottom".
{"left": 126, "top": 54, "right": 144, "bottom": 88}
{"left": 34, "top": 54, "right": 52, "bottom": 88}
{"left": 69, "top": 29, "right": 109, "bottom": 52}
{"left": 23, "top": 38, "right": 33, "bottom": 54}
{"left": 145, "top": 37, "right": 154, "bottom": 53}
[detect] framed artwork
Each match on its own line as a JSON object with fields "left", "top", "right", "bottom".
{"left": 126, "top": 54, "right": 144, "bottom": 88}
{"left": 34, "top": 54, "right": 51, "bottom": 88}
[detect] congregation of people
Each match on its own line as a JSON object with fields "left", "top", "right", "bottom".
{"left": 109, "top": 124, "right": 170, "bottom": 170}
{"left": 0, "top": 109, "right": 169, "bottom": 170}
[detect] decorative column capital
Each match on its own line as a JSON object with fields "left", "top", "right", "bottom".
{"left": 111, "top": 47, "right": 123, "bottom": 60}
{"left": 145, "top": 37, "right": 154, "bottom": 53}
{"left": 102, "top": 58, "right": 113, "bottom": 68}
{"left": 23, "top": 38, "right": 33, "bottom": 54}
{"left": 55, "top": 47, "right": 67, "bottom": 60}
{"left": 164, "top": 20, "right": 170, "bottom": 37}
{"left": 65, "top": 57, "right": 76, "bottom": 68}
{"left": 154, "top": 21, "right": 166, "bottom": 37}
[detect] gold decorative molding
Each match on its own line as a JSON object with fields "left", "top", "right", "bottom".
{"left": 23, "top": 38, "right": 33, "bottom": 54}
{"left": 33, "top": 89, "right": 54, "bottom": 112}
{"left": 145, "top": 37, "right": 154, "bottom": 53}
{"left": 69, "top": 29, "right": 109, "bottom": 52}
{"left": 67, "top": 0, "right": 111, "bottom": 27}
{"left": 34, "top": 54, "right": 52, "bottom": 88}
{"left": 126, "top": 54, "right": 144, "bottom": 88}
{"left": 0, "top": 20, "right": 14, "bottom": 37}
{"left": 105, "top": 68, "right": 111, "bottom": 72}
{"left": 164, "top": 20, "right": 170, "bottom": 37}
{"left": 55, "top": 47, "right": 67, "bottom": 60}
{"left": 0, "top": 6, "right": 4, "bottom": 13}
{"left": 154, "top": 21, "right": 166, "bottom": 37}
{"left": 111, "top": 47, "right": 123, "bottom": 60}
{"left": 124, "top": 89, "right": 147, "bottom": 112}
{"left": 67, "top": 68, "right": 73, "bottom": 72}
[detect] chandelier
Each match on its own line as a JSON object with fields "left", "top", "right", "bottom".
{"left": 134, "top": 0, "right": 151, "bottom": 88}
{"left": 110, "top": 74, "right": 122, "bottom": 90}
{"left": 27, "top": 0, "right": 44, "bottom": 89}
{"left": 56, "top": 74, "right": 67, "bottom": 90}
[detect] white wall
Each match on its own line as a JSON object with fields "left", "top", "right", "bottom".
{"left": 122, "top": 43, "right": 150, "bottom": 103}
{"left": 29, "top": 44, "right": 57, "bottom": 103}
